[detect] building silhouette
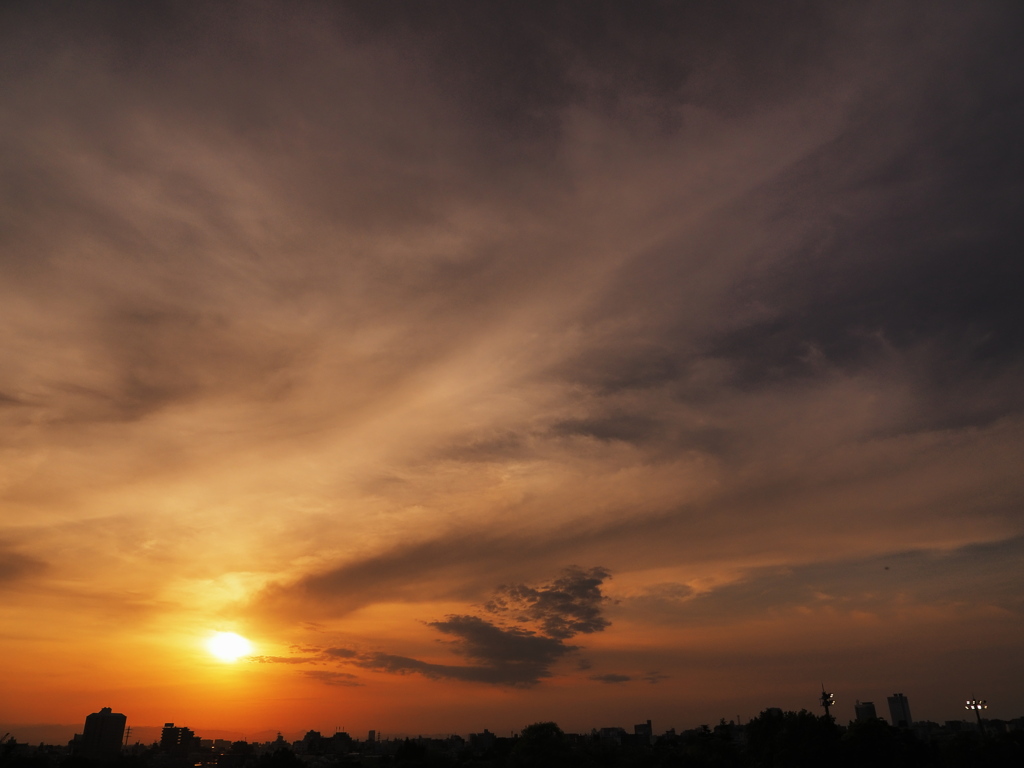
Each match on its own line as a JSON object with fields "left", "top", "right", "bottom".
{"left": 887, "top": 693, "right": 913, "bottom": 728}
{"left": 854, "top": 700, "right": 877, "bottom": 722}
{"left": 634, "top": 720, "right": 653, "bottom": 745}
{"left": 77, "top": 707, "right": 126, "bottom": 760}
{"left": 160, "top": 723, "right": 198, "bottom": 754}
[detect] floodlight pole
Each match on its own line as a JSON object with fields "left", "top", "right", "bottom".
{"left": 965, "top": 699, "right": 987, "bottom": 735}
{"left": 819, "top": 685, "right": 835, "bottom": 719}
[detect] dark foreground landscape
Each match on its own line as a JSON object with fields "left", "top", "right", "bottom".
{"left": 4, "top": 710, "right": 1024, "bottom": 768}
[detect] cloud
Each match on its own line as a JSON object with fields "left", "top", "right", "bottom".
{"left": 1, "top": 0, "right": 1023, "bottom": 727}
{"left": 259, "top": 568, "right": 613, "bottom": 687}
{"left": 303, "top": 670, "right": 362, "bottom": 687}
{"left": 438, "top": 431, "right": 527, "bottom": 463}
{"left": 485, "top": 566, "right": 611, "bottom": 638}
{"left": 624, "top": 536, "right": 1024, "bottom": 625}
{"left": 0, "top": 544, "right": 45, "bottom": 585}
{"left": 323, "top": 647, "right": 358, "bottom": 659}
{"left": 550, "top": 414, "right": 663, "bottom": 445}
{"left": 354, "top": 645, "right": 564, "bottom": 688}
{"left": 590, "top": 674, "right": 631, "bottom": 684}
{"left": 339, "top": 569, "right": 612, "bottom": 687}
{"left": 250, "top": 532, "right": 623, "bottom": 625}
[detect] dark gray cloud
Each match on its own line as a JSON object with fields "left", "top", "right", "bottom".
{"left": 353, "top": 621, "right": 573, "bottom": 688}
{"left": 551, "top": 414, "right": 663, "bottom": 445}
{"left": 250, "top": 454, "right": 1024, "bottom": 627}
{"left": 0, "top": 391, "right": 24, "bottom": 407}
{"left": 485, "top": 566, "right": 611, "bottom": 638}
{"left": 251, "top": 523, "right": 627, "bottom": 623}
{"left": 438, "top": 431, "right": 528, "bottom": 463}
{"left": 590, "top": 673, "right": 631, "bottom": 684}
{"left": 337, "top": 569, "right": 612, "bottom": 687}
{"left": 248, "top": 513, "right": 705, "bottom": 625}
{"left": 559, "top": 6, "right": 1024, "bottom": 441}
{"left": 431, "top": 614, "right": 574, "bottom": 662}
{"left": 335, "top": 0, "right": 856, "bottom": 135}
{"left": 643, "top": 672, "right": 669, "bottom": 685}
{"left": 0, "top": 544, "right": 46, "bottom": 585}
{"left": 323, "top": 647, "right": 358, "bottom": 659}
{"left": 626, "top": 536, "right": 1024, "bottom": 624}
{"left": 303, "top": 670, "right": 362, "bottom": 687}
{"left": 504, "top": 5, "right": 1024, "bottom": 467}
{"left": 252, "top": 534, "right": 528, "bottom": 620}
{"left": 258, "top": 569, "right": 613, "bottom": 687}
{"left": 352, "top": 652, "right": 526, "bottom": 686}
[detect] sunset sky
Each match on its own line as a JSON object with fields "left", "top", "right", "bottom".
{"left": 2, "top": 0, "right": 1023, "bottom": 740}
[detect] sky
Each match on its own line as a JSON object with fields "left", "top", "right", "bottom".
{"left": 1, "top": 0, "right": 1023, "bottom": 741}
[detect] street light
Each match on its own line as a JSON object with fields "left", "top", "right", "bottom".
{"left": 965, "top": 699, "right": 987, "bottom": 733}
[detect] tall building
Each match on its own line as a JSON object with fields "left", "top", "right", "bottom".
{"left": 78, "top": 707, "right": 126, "bottom": 760}
{"left": 634, "top": 720, "right": 653, "bottom": 745}
{"left": 854, "top": 701, "right": 877, "bottom": 722}
{"left": 161, "top": 723, "right": 198, "bottom": 753}
{"left": 887, "top": 693, "right": 913, "bottom": 728}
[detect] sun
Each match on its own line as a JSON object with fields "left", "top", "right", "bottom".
{"left": 207, "top": 631, "right": 253, "bottom": 662}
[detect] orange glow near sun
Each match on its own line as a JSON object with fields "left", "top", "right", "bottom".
{"left": 206, "top": 632, "right": 253, "bottom": 662}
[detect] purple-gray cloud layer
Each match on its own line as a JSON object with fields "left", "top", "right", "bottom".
{"left": 627, "top": 536, "right": 1024, "bottom": 624}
